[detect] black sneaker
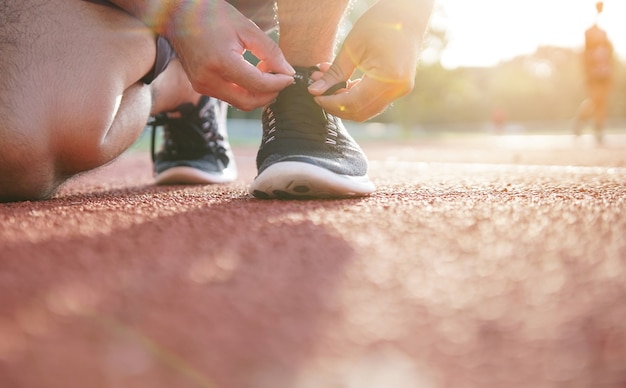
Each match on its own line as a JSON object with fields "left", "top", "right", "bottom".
{"left": 150, "top": 96, "right": 237, "bottom": 184}
{"left": 249, "top": 66, "right": 375, "bottom": 199}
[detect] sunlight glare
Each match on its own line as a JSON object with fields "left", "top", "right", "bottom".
{"left": 437, "top": 0, "right": 626, "bottom": 68}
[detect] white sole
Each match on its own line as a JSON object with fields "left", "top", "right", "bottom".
{"left": 249, "top": 161, "right": 375, "bottom": 199}
{"left": 154, "top": 166, "right": 237, "bottom": 185}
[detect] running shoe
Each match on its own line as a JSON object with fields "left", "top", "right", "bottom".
{"left": 249, "top": 66, "right": 375, "bottom": 199}
{"left": 150, "top": 96, "right": 237, "bottom": 184}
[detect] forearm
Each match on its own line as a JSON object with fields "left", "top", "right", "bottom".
{"left": 107, "top": 0, "right": 186, "bottom": 35}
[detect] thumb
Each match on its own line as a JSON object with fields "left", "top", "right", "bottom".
{"left": 309, "top": 48, "right": 357, "bottom": 96}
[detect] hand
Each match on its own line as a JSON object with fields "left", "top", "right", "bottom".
{"left": 164, "top": 0, "right": 295, "bottom": 111}
{"left": 308, "top": 0, "right": 433, "bottom": 121}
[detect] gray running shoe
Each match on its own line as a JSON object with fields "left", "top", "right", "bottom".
{"left": 150, "top": 96, "right": 237, "bottom": 184}
{"left": 249, "top": 66, "right": 375, "bottom": 199}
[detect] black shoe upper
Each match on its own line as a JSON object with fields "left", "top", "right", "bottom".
{"left": 151, "top": 96, "right": 231, "bottom": 174}
{"left": 256, "top": 66, "right": 368, "bottom": 177}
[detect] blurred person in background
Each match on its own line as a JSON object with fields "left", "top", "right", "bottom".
{"left": 572, "top": 1, "right": 614, "bottom": 145}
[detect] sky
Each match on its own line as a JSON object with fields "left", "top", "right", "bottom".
{"left": 432, "top": 0, "right": 626, "bottom": 68}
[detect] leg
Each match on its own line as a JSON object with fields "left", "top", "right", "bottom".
{"left": 0, "top": 0, "right": 206, "bottom": 202}
{"left": 276, "top": 0, "right": 351, "bottom": 66}
{"left": 0, "top": 1, "right": 148, "bottom": 201}
{"left": 573, "top": 98, "right": 593, "bottom": 136}
{"left": 249, "top": 0, "right": 375, "bottom": 199}
{"left": 589, "top": 82, "right": 610, "bottom": 144}
{"left": 150, "top": 58, "right": 202, "bottom": 114}
{"left": 148, "top": 0, "right": 280, "bottom": 186}
{"left": 149, "top": 47, "right": 238, "bottom": 185}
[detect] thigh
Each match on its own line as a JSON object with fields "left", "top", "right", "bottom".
{"left": 0, "top": 0, "right": 155, "bottom": 168}
{"left": 0, "top": 0, "right": 156, "bottom": 199}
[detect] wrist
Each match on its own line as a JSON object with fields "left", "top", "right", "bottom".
{"left": 158, "top": 0, "right": 190, "bottom": 38}
{"left": 111, "top": 0, "right": 189, "bottom": 36}
{"left": 147, "top": 0, "right": 188, "bottom": 37}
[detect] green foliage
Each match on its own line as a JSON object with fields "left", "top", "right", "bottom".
{"left": 382, "top": 46, "right": 626, "bottom": 126}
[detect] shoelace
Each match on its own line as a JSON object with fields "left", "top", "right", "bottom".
{"left": 261, "top": 67, "right": 340, "bottom": 146}
{"left": 150, "top": 99, "right": 229, "bottom": 165}
{"left": 292, "top": 66, "right": 346, "bottom": 95}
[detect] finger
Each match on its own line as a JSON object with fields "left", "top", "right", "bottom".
{"left": 308, "top": 47, "right": 358, "bottom": 96}
{"left": 201, "top": 78, "right": 280, "bottom": 111}
{"left": 314, "top": 77, "right": 394, "bottom": 122}
{"left": 219, "top": 53, "right": 294, "bottom": 93}
{"left": 309, "top": 62, "right": 333, "bottom": 82}
{"left": 255, "top": 59, "right": 273, "bottom": 74}
{"left": 241, "top": 24, "right": 295, "bottom": 76}
{"left": 311, "top": 64, "right": 349, "bottom": 96}
{"left": 316, "top": 62, "right": 333, "bottom": 72}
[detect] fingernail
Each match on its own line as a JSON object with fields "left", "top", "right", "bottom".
{"left": 309, "top": 79, "right": 327, "bottom": 93}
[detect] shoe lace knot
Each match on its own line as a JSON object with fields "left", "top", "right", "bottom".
{"left": 261, "top": 66, "right": 340, "bottom": 146}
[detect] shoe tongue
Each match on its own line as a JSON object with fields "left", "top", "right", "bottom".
{"left": 277, "top": 77, "right": 317, "bottom": 108}
{"left": 272, "top": 71, "right": 328, "bottom": 130}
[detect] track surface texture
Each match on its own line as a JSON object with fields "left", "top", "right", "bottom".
{"left": 1, "top": 133, "right": 625, "bottom": 388}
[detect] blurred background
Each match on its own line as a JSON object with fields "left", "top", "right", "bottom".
{"left": 225, "top": 0, "right": 626, "bottom": 141}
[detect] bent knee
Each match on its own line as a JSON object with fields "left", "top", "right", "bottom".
{"left": 0, "top": 108, "right": 67, "bottom": 202}
{"left": 0, "top": 174, "right": 59, "bottom": 203}
{"left": 0, "top": 146, "right": 61, "bottom": 203}
{"left": 0, "top": 162, "right": 61, "bottom": 202}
